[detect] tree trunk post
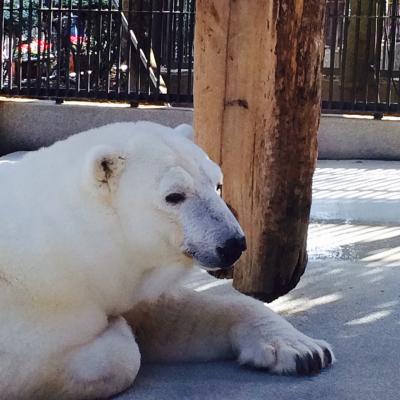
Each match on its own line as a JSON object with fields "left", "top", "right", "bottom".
{"left": 194, "top": 0, "right": 326, "bottom": 302}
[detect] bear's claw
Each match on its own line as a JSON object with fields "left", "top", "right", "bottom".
{"left": 295, "top": 351, "right": 328, "bottom": 376}
{"left": 294, "top": 346, "right": 334, "bottom": 376}
{"left": 234, "top": 325, "right": 335, "bottom": 376}
{"left": 324, "top": 347, "right": 333, "bottom": 365}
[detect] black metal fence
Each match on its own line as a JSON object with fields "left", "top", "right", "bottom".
{"left": 323, "top": 0, "right": 400, "bottom": 113}
{"left": 1, "top": 0, "right": 399, "bottom": 113}
{"left": 0, "top": 0, "right": 195, "bottom": 103}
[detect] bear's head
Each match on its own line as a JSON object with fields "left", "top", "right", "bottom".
{"left": 83, "top": 122, "right": 246, "bottom": 272}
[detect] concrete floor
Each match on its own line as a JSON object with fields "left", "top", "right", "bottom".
{"left": 115, "top": 160, "right": 400, "bottom": 400}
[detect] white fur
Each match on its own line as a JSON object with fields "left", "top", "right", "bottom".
{"left": 0, "top": 122, "right": 334, "bottom": 399}
{"left": 173, "top": 123, "right": 194, "bottom": 141}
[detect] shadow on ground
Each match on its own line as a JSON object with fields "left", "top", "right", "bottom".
{"left": 115, "top": 252, "right": 400, "bottom": 400}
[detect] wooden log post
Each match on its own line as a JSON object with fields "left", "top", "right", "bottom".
{"left": 194, "top": 0, "right": 326, "bottom": 302}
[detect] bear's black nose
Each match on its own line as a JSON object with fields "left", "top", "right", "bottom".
{"left": 216, "top": 236, "right": 247, "bottom": 268}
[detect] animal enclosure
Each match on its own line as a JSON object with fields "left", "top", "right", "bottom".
{"left": 0, "top": 0, "right": 195, "bottom": 102}
{"left": 0, "top": 0, "right": 399, "bottom": 112}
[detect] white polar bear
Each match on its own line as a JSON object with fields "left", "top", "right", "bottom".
{"left": 0, "top": 121, "right": 334, "bottom": 399}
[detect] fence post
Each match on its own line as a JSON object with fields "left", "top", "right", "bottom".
{"left": 194, "top": 0, "right": 326, "bottom": 301}
{"left": 343, "top": 0, "right": 377, "bottom": 104}
{"left": 0, "top": 0, "right": 3, "bottom": 89}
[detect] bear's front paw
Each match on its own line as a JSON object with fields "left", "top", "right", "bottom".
{"left": 232, "top": 324, "right": 334, "bottom": 376}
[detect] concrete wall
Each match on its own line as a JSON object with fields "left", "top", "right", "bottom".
{"left": 1, "top": 99, "right": 399, "bottom": 159}
{"left": 318, "top": 115, "right": 400, "bottom": 160}
{"left": 0, "top": 100, "right": 193, "bottom": 155}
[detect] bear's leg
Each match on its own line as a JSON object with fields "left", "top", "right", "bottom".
{"left": 125, "top": 289, "right": 334, "bottom": 375}
{"left": 60, "top": 316, "right": 141, "bottom": 399}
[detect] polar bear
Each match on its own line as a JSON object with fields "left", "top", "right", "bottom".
{"left": 0, "top": 121, "right": 334, "bottom": 399}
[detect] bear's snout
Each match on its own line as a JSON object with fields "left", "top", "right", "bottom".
{"left": 216, "top": 235, "right": 247, "bottom": 268}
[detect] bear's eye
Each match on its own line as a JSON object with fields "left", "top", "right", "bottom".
{"left": 165, "top": 192, "right": 186, "bottom": 205}
{"left": 216, "top": 183, "right": 223, "bottom": 193}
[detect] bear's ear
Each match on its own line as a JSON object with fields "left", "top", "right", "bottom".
{"left": 83, "top": 145, "right": 126, "bottom": 195}
{"left": 174, "top": 124, "right": 194, "bottom": 142}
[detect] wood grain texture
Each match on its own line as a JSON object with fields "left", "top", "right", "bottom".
{"left": 193, "top": 0, "right": 231, "bottom": 164}
{"left": 194, "top": 0, "right": 325, "bottom": 301}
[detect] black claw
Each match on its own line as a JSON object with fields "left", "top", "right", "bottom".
{"left": 312, "top": 352, "right": 322, "bottom": 374}
{"left": 296, "top": 353, "right": 323, "bottom": 376}
{"left": 323, "top": 348, "right": 333, "bottom": 366}
{"left": 295, "top": 354, "right": 309, "bottom": 375}
{"left": 306, "top": 353, "right": 319, "bottom": 375}
{"left": 305, "top": 353, "right": 313, "bottom": 375}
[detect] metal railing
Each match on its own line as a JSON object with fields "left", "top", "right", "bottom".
{"left": 1, "top": 0, "right": 399, "bottom": 113}
{"left": 0, "top": 0, "right": 195, "bottom": 103}
{"left": 323, "top": 0, "right": 400, "bottom": 113}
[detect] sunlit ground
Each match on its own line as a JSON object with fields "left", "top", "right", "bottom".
{"left": 308, "top": 223, "right": 400, "bottom": 267}
{"left": 311, "top": 160, "right": 400, "bottom": 224}
{"left": 313, "top": 162, "right": 400, "bottom": 201}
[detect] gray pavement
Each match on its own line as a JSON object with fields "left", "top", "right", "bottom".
{"left": 116, "top": 255, "right": 400, "bottom": 400}
{"left": 115, "top": 160, "right": 400, "bottom": 400}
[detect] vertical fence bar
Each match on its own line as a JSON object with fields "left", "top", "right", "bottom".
{"left": 94, "top": 0, "right": 102, "bottom": 96}
{"left": 85, "top": 0, "right": 92, "bottom": 94}
{"left": 56, "top": 0, "right": 63, "bottom": 96}
{"left": 0, "top": 0, "right": 4, "bottom": 89}
{"left": 27, "top": 0, "right": 33, "bottom": 94}
{"left": 176, "top": 0, "right": 184, "bottom": 100}
{"left": 115, "top": 0, "right": 121, "bottom": 95}
{"left": 165, "top": 0, "right": 173, "bottom": 100}
{"left": 106, "top": 0, "right": 112, "bottom": 94}
{"left": 126, "top": 0, "right": 133, "bottom": 96}
{"left": 374, "top": 0, "right": 385, "bottom": 107}
{"left": 144, "top": 0, "right": 153, "bottom": 95}
{"left": 361, "top": 0, "right": 374, "bottom": 109}
{"left": 337, "top": 0, "right": 344, "bottom": 72}
{"left": 184, "top": 0, "right": 188, "bottom": 65}
{"left": 121, "top": 0, "right": 126, "bottom": 95}
{"left": 382, "top": 11, "right": 387, "bottom": 85}
{"left": 137, "top": 0, "right": 144, "bottom": 97}
{"left": 135, "top": 0, "right": 143, "bottom": 95}
{"left": 328, "top": 0, "right": 339, "bottom": 108}
{"left": 36, "top": 0, "right": 43, "bottom": 95}
{"left": 16, "top": 0, "right": 23, "bottom": 92}
{"left": 8, "top": 0, "right": 15, "bottom": 91}
{"left": 340, "top": 0, "right": 350, "bottom": 105}
{"left": 154, "top": 0, "right": 162, "bottom": 99}
{"left": 75, "top": 0, "right": 82, "bottom": 96}
{"left": 386, "top": 0, "right": 398, "bottom": 110}
{"left": 186, "top": 0, "right": 194, "bottom": 97}
{"left": 65, "top": 0, "right": 72, "bottom": 93}
{"left": 171, "top": 0, "right": 177, "bottom": 72}
{"left": 46, "top": 0, "right": 53, "bottom": 96}
{"left": 351, "top": 0, "right": 362, "bottom": 105}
